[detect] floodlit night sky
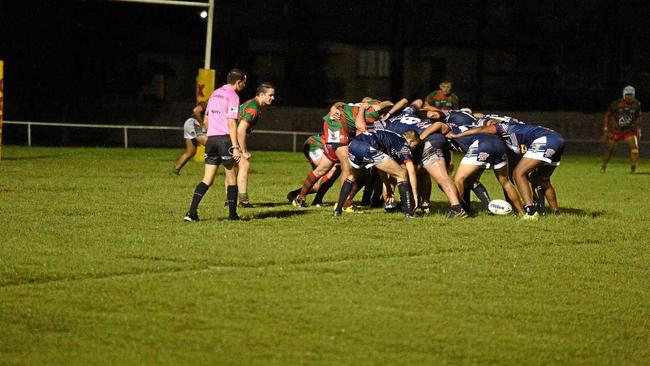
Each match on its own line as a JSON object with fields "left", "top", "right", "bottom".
{"left": 1, "top": 0, "right": 649, "bottom": 120}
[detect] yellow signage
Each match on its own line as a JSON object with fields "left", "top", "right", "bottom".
{"left": 194, "top": 68, "right": 215, "bottom": 162}
{"left": 0, "top": 60, "right": 4, "bottom": 159}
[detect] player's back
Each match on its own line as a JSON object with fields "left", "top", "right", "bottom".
{"left": 385, "top": 107, "right": 432, "bottom": 134}
{"left": 505, "top": 123, "right": 560, "bottom": 147}
{"left": 443, "top": 110, "right": 478, "bottom": 128}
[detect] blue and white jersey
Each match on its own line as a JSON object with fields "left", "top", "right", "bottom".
{"left": 354, "top": 129, "right": 414, "bottom": 164}
{"left": 435, "top": 110, "right": 480, "bottom": 152}
{"left": 478, "top": 115, "right": 561, "bottom": 155}
{"left": 440, "top": 109, "right": 479, "bottom": 128}
{"left": 476, "top": 114, "right": 522, "bottom": 127}
{"left": 384, "top": 106, "right": 433, "bottom": 135}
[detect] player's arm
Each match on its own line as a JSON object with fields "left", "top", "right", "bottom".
{"left": 228, "top": 118, "right": 241, "bottom": 161}
{"left": 405, "top": 160, "right": 418, "bottom": 209}
{"left": 382, "top": 98, "right": 409, "bottom": 120}
{"left": 419, "top": 122, "right": 449, "bottom": 140}
{"left": 637, "top": 110, "right": 642, "bottom": 139}
{"left": 603, "top": 110, "right": 611, "bottom": 137}
{"left": 447, "top": 125, "right": 497, "bottom": 139}
{"left": 378, "top": 100, "right": 394, "bottom": 110}
{"left": 355, "top": 103, "right": 369, "bottom": 133}
{"left": 237, "top": 120, "right": 251, "bottom": 158}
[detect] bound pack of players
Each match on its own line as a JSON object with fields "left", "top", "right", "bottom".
{"left": 289, "top": 96, "right": 566, "bottom": 220}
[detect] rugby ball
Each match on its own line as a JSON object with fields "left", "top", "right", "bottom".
{"left": 488, "top": 199, "right": 513, "bottom": 215}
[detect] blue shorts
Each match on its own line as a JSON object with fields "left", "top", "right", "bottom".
{"left": 524, "top": 133, "right": 565, "bottom": 166}
{"left": 421, "top": 133, "right": 450, "bottom": 167}
{"left": 460, "top": 135, "right": 507, "bottom": 169}
{"left": 348, "top": 139, "right": 389, "bottom": 169}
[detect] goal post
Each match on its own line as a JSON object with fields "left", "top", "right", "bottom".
{"left": 0, "top": 60, "right": 4, "bottom": 159}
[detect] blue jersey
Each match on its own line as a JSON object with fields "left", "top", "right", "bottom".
{"left": 477, "top": 115, "right": 561, "bottom": 154}
{"left": 440, "top": 110, "right": 478, "bottom": 128}
{"left": 385, "top": 106, "right": 433, "bottom": 135}
{"left": 436, "top": 110, "right": 480, "bottom": 152}
{"left": 355, "top": 129, "right": 414, "bottom": 164}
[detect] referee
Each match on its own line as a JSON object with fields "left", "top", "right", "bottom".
{"left": 185, "top": 69, "right": 247, "bottom": 221}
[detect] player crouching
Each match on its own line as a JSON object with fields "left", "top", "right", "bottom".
{"left": 333, "top": 129, "right": 422, "bottom": 218}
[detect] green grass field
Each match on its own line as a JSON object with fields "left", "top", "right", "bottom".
{"left": 0, "top": 146, "right": 648, "bottom": 365}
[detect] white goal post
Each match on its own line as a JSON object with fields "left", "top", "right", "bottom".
{"left": 112, "top": 0, "right": 215, "bottom": 69}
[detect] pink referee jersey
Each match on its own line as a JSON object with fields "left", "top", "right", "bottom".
{"left": 206, "top": 84, "right": 240, "bottom": 136}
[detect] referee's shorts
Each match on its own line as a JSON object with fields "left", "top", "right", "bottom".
{"left": 204, "top": 135, "right": 236, "bottom": 168}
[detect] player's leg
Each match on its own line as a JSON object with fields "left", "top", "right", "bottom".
{"left": 374, "top": 158, "right": 418, "bottom": 217}
{"left": 287, "top": 148, "right": 320, "bottom": 202}
{"left": 185, "top": 163, "right": 219, "bottom": 221}
{"left": 332, "top": 168, "right": 360, "bottom": 216}
{"left": 173, "top": 139, "right": 198, "bottom": 175}
{"left": 529, "top": 166, "right": 558, "bottom": 214}
{"left": 453, "top": 163, "right": 481, "bottom": 207}
{"left": 236, "top": 154, "right": 252, "bottom": 207}
{"left": 471, "top": 181, "right": 491, "bottom": 211}
{"left": 312, "top": 165, "right": 341, "bottom": 206}
{"left": 294, "top": 155, "right": 334, "bottom": 207}
{"left": 223, "top": 164, "right": 240, "bottom": 220}
{"left": 360, "top": 167, "right": 378, "bottom": 207}
{"left": 421, "top": 135, "right": 465, "bottom": 217}
{"left": 624, "top": 134, "right": 639, "bottom": 173}
{"left": 601, "top": 136, "right": 617, "bottom": 172}
{"left": 493, "top": 165, "right": 523, "bottom": 215}
{"left": 332, "top": 140, "right": 364, "bottom": 215}
{"left": 417, "top": 166, "right": 431, "bottom": 213}
{"left": 424, "top": 161, "right": 466, "bottom": 217}
{"left": 512, "top": 157, "right": 543, "bottom": 217}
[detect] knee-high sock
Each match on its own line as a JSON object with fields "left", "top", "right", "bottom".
{"left": 189, "top": 182, "right": 209, "bottom": 215}
{"left": 344, "top": 182, "right": 361, "bottom": 208}
{"left": 298, "top": 172, "right": 319, "bottom": 198}
{"left": 472, "top": 181, "right": 491, "bottom": 210}
{"left": 397, "top": 181, "right": 414, "bottom": 215}
{"left": 334, "top": 179, "right": 354, "bottom": 213}
{"left": 313, "top": 175, "right": 337, "bottom": 203}
{"left": 462, "top": 184, "right": 472, "bottom": 211}
{"left": 227, "top": 185, "right": 238, "bottom": 217}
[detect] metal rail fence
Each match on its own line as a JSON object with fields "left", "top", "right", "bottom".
{"left": 4, "top": 120, "right": 649, "bottom": 156}
{"left": 4, "top": 120, "right": 317, "bottom": 152}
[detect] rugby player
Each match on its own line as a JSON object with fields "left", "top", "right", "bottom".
{"left": 421, "top": 120, "right": 523, "bottom": 215}
{"left": 234, "top": 82, "right": 275, "bottom": 207}
{"left": 601, "top": 86, "right": 642, "bottom": 173}
{"left": 332, "top": 129, "right": 422, "bottom": 218}
{"left": 423, "top": 80, "right": 460, "bottom": 111}
{"left": 427, "top": 108, "right": 495, "bottom": 213}
{"left": 448, "top": 115, "right": 565, "bottom": 219}
{"left": 292, "top": 102, "right": 381, "bottom": 207}
{"left": 172, "top": 102, "right": 207, "bottom": 175}
{"left": 382, "top": 100, "right": 468, "bottom": 218}
{"left": 286, "top": 134, "right": 341, "bottom": 206}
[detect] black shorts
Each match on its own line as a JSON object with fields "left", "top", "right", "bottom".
{"left": 204, "top": 135, "right": 236, "bottom": 168}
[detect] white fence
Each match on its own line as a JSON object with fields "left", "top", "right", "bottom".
{"left": 3, "top": 120, "right": 317, "bottom": 152}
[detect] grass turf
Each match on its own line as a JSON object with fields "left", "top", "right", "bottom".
{"left": 0, "top": 146, "right": 648, "bottom": 365}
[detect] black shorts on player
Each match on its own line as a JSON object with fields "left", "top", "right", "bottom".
{"left": 204, "top": 135, "right": 236, "bottom": 168}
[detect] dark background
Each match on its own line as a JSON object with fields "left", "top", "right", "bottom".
{"left": 1, "top": 0, "right": 649, "bottom": 126}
